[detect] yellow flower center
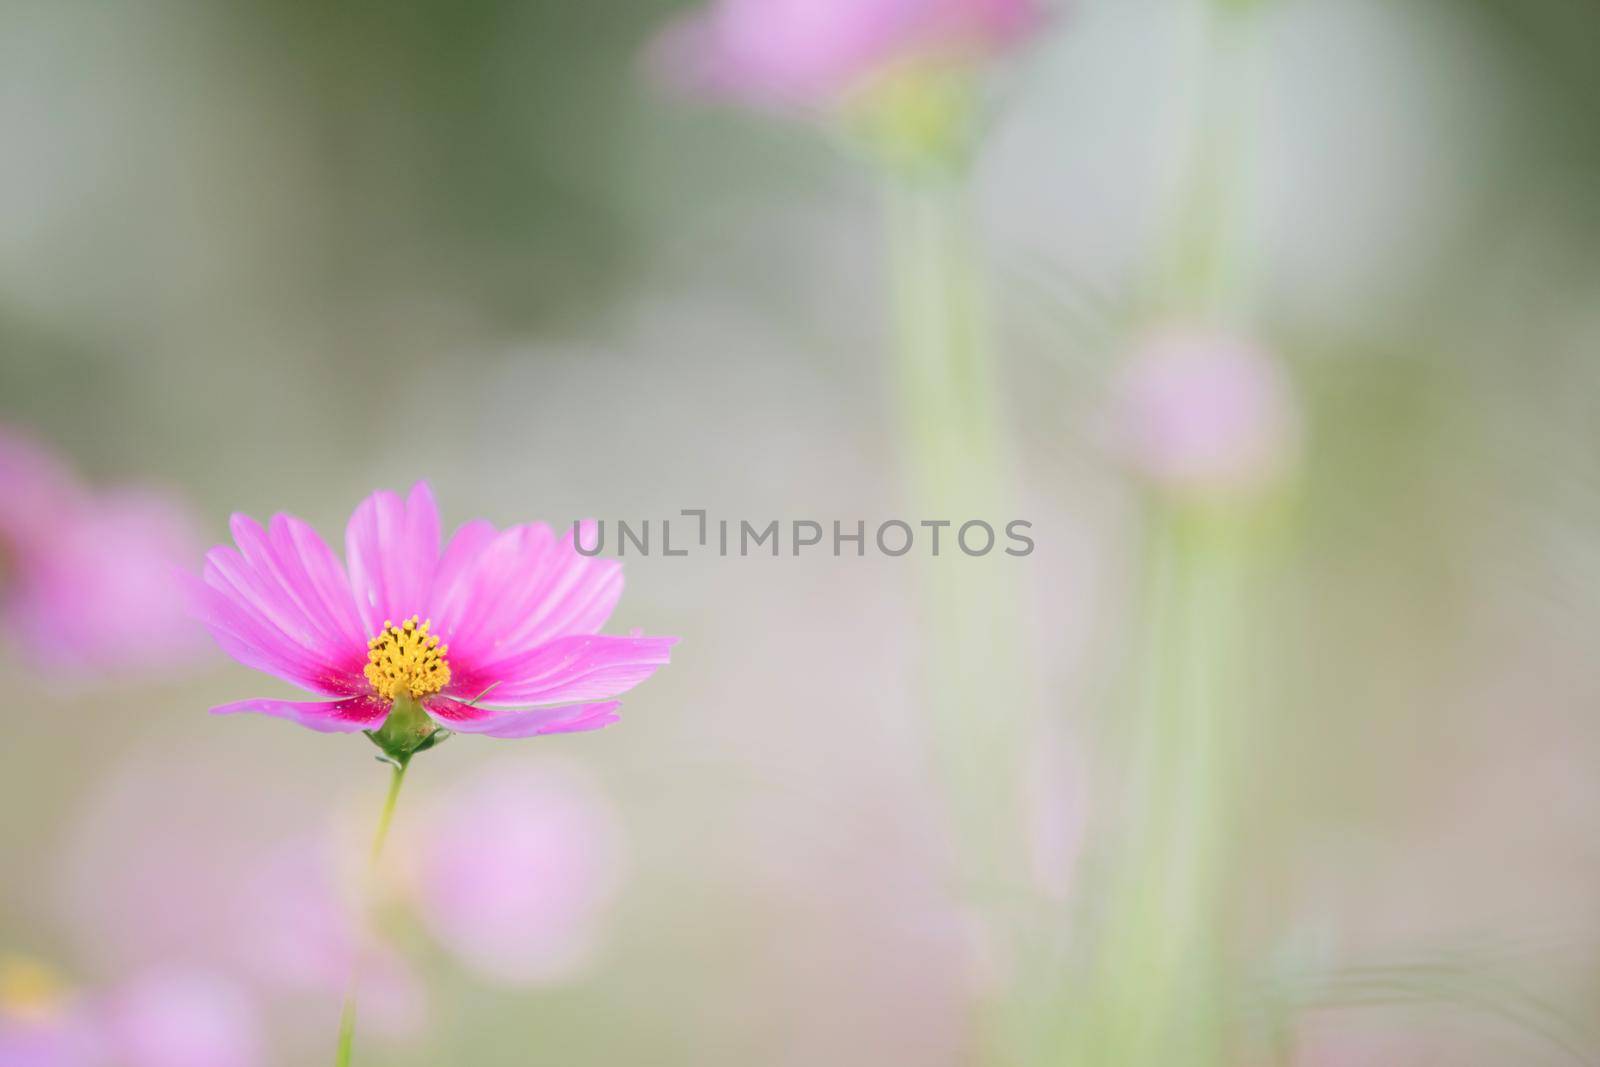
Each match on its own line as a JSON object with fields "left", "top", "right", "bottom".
{"left": 0, "top": 955, "right": 67, "bottom": 1022}
{"left": 364, "top": 615, "right": 451, "bottom": 701}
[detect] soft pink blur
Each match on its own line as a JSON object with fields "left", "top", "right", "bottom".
{"left": 238, "top": 835, "right": 428, "bottom": 1041}
{"left": 648, "top": 0, "right": 1046, "bottom": 107}
{"left": 1025, "top": 724, "right": 1087, "bottom": 902}
{"left": 0, "top": 425, "right": 205, "bottom": 674}
{"left": 1107, "top": 330, "right": 1302, "bottom": 497}
{"left": 407, "top": 756, "right": 625, "bottom": 985}
{"left": 0, "top": 1005, "right": 100, "bottom": 1067}
{"left": 99, "top": 969, "right": 262, "bottom": 1067}
{"left": 55, "top": 748, "right": 427, "bottom": 1055}
{"left": 1291, "top": 1007, "right": 1528, "bottom": 1065}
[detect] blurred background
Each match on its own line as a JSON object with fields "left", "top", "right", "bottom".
{"left": 3, "top": 0, "right": 1600, "bottom": 1064}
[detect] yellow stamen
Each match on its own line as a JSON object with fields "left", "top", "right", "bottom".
{"left": 364, "top": 615, "right": 451, "bottom": 702}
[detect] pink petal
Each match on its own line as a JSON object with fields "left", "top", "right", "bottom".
{"left": 427, "top": 523, "right": 558, "bottom": 664}
{"left": 449, "top": 633, "right": 676, "bottom": 706}
{"left": 426, "top": 698, "right": 622, "bottom": 738}
{"left": 188, "top": 536, "right": 365, "bottom": 695}
{"left": 210, "top": 695, "right": 390, "bottom": 734}
{"left": 432, "top": 523, "right": 624, "bottom": 669}
{"left": 345, "top": 482, "right": 441, "bottom": 635}
{"left": 426, "top": 518, "right": 498, "bottom": 630}
{"left": 269, "top": 514, "right": 370, "bottom": 653}
{"left": 231, "top": 514, "right": 366, "bottom": 665}
{"left": 496, "top": 526, "right": 624, "bottom": 651}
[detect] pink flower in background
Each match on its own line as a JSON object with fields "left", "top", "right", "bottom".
{"left": 0, "top": 956, "right": 99, "bottom": 1067}
{"left": 190, "top": 482, "right": 675, "bottom": 742}
{"left": 1108, "top": 330, "right": 1302, "bottom": 497}
{"left": 0, "top": 426, "right": 204, "bottom": 673}
{"left": 648, "top": 0, "right": 1046, "bottom": 107}
{"left": 56, "top": 750, "right": 429, "bottom": 1055}
{"left": 238, "top": 836, "right": 426, "bottom": 1041}
{"left": 99, "top": 969, "right": 262, "bottom": 1067}
{"left": 0, "top": 1011, "right": 98, "bottom": 1067}
{"left": 0, "top": 959, "right": 259, "bottom": 1067}
{"left": 407, "top": 757, "right": 625, "bottom": 985}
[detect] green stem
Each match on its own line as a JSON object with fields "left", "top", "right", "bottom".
{"left": 886, "top": 167, "right": 999, "bottom": 507}
{"left": 886, "top": 164, "right": 1017, "bottom": 860}
{"left": 885, "top": 158, "right": 1043, "bottom": 1065}
{"left": 334, "top": 756, "right": 410, "bottom": 1067}
{"left": 1070, "top": 501, "right": 1264, "bottom": 1067}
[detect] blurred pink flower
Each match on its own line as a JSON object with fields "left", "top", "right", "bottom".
{"left": 407, "top": 757, "right": 625, "bottom": 985}
{"left": 648, "top": 0, "right": 1046, "bottom": 107}
{"left": 99, "top": 969, "right": 262, "bottom": 1067}
{"left": 1108, "top": 330, "right": 1302, "bottom": 497}
{"left": 56, "top": 749, "right": 429, "bottom": 1053}
{"left": 0, "top": 959, "right": 261, "bottom": 1067}
{"left": 238, "top": 835, "right": 427, "bottom": 1041}
{"left": 0, "top": 1013, "right": 99, "bottom": 1067}
{"left": 190, "top": 482, "right": 675, "bottom": 741}
{"left": 0, "top": 960, "right": 99, "bottom": 1067}
{"left": 0, "top": 426, "right": 204, "bottom": 674}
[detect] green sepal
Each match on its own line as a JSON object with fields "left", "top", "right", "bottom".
{"left": 363, "top": 694, "right": 445, "bottom": 762}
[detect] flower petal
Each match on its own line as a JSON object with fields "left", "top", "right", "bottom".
{"left": 449, "top": 634, "right": 676, "bottom": 706}
{"left": 269, "top": 513, "right": 369, "bottom": 653}
{"left": 188, "top": 529, "right": 367, "bottom": 696}
{"left": 346, "top": 482, "right": 441, "bottom": 635}
{"left": 427, "top": 523, "right": 557, "bottom": 663}
{"left": 494, "top": 525, "right": 624, "bottom": 654}
{"left": 210, "top": 695, "right": 391, "bottom": 734}
{"left": 426, "top": 518, "right": 499, "bottom": 631}
{"left": 231, "top": 513, "right": 365, "bottom": 662}
{"left": 425, "top": 698, "right": 622, "bottom": 739}
{"left": 430, "top": 524, "right": 626, "bottom": 670}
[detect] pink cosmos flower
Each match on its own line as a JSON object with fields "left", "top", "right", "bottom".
{"left": 406, "top": 757, "right": 625, "bottom": 985}
{"left": 0, "top": 426, "right": 204, "bottom": 673}
{"left": 189, "top": 482, "right": 674, "bottom": 743}
{"left": 648, "top": 0, "right": 1046, "bottom": 108}
{"left": 99, "top": 969, "right": 262, "bottom": 1067}
{"left": 1108, "top": 330, "right": 1302, "bottom": 498}
{"left": 0, "top": 962, "right": 262, "bottom": 1067}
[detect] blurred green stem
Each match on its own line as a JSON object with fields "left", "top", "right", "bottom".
{"left": 886, "top": 163, "right": 1016, "bottom": 865}
{"left": 1071, "top": 3, "right": 1280, "bottom": 1060}
{"left": 334, "top": 755, "right": 410, "bottom": 1067}
{"left": 887, "top": 167, "right": 999, "bottom": 507}
{"left": 886, "top": 162, "right": 1042, "bottom": 1061}
{"left": 1073, "top": 501, "right": 1262, "bottom": 1066}
{"left": 1159, "top": 0, "right": 1265, "bottom": 323}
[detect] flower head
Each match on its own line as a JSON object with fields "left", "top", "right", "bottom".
{"left": 189, "top": 483, "right": 674, "bottom": 754}
{"left": 0, "top": 426, "right": 205, "bottom": 674}
{"left": 407, "top": 757, "right": 625, "bottom": 985}
{"left": 0, "top": 958, "right": 263, "bottom": 1067}
{"left": 1108, "top": 330, "right": 1301, "bottom": 498}
{"left": 648, "top": 0, "right": 1046, "bottom": 108}
{"left": 100, "top": 969, "right": 262, "bottom": 1067}
{"left": 0, "top": 956, "right": 97, "bottom": 1067}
